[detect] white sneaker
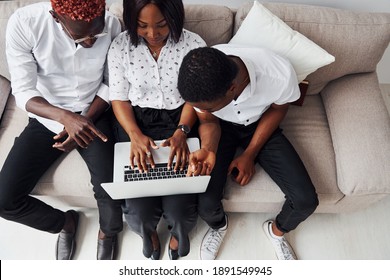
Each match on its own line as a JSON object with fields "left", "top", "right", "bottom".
{"left": 200, "top": 215, "right": 228, "bottom": 260}
{"left": 262, "top": 219, "right": 297, "bottom": 260}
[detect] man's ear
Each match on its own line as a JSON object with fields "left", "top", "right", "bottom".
{"left": 228, "top": 82, "right": 240, "bottom": 100}
{"left": 49, "top": 10, "right": 60, "bottom": 23}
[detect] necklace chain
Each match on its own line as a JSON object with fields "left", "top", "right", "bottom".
{"left": 148, "top": 45, "right": 163, "bottom": 58}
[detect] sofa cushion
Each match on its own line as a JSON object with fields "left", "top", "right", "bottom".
{"left": 321, "top": 72, "right": 390, "bottom": 196}
{"left": 0, "top": 0, "right": 47, "bottom": 81}
{"left": 235, "top": 2, "right": 390, "bottom": 95}
{"left": 230, "top": 1, "right": 335, "bottom": 83}
{"left": 109, "top": 2, "right": 234, "bottom": 46}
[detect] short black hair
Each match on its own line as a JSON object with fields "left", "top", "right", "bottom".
{"left": 178, "top": 47, "right": 238, "bottom": 103}
{"left": 123, "top": 0, "right": 184, "bottom": 47}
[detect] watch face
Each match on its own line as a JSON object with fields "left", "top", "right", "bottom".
{"left": 179, "top": 124, "right": 190, "bottom": 134}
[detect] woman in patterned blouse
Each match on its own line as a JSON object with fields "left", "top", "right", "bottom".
{"left": 108, "top": 0, "right": 206, "bottom": 260}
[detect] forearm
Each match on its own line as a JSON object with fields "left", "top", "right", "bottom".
{"left": 245, "top": 104, "right": 289, "bottom": 159}
{"left": 199, "top": 120, "right": 221, "bottom": 154}
{"left": 25, "top": 96, "right": 71, "bottom": 124}
{"left": 178, "top": 103, "right": 197, "bottom": 129}
{"left": 111, "top": 100, "right": 142, "bottom": 138}
{"left": 84, "top": 96, "right": 109, "bottom": 123}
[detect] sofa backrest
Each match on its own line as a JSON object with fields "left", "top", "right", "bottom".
{"left": 0, "top": 0, "right": 47, "bottom": 82}
{"left": 235, "top": 2, "right": 390, "bottom": 95}
{"left": 109, "top": 2, "right": 234, "bottom": 47}
{"left": 2, "top": 1, "right": 389, "bottom": 97}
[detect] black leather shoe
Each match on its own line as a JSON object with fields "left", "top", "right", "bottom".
{"left": 56, "top": 210, "right": 79, "bottom": 260}
{"left": 168, "top": 248, "right": 179, "bottom": 260}
{"left": 150, "top": 247, "right": 161, "bottom": 260}
{"left": 97, "top": 234, "right": 118, "bottom": 260}
{"left": 149, "top": 233, "right": 160, "bottom": 260}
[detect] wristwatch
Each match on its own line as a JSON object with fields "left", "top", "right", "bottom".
{"left": 177, "top": 124, "right": 191, "bottom": 135}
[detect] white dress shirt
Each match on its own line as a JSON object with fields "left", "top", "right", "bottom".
{"left": 6, "top": 2, "right": 121, "bottom": 133}
{"left": 108, "top": 29, "right": 206, "bottom": 110}
{"left": 205, "top": 44, "right": 300, "bottom": 126}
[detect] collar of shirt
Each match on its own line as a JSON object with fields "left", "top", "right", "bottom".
{"left": 233, "top": 56, "right": 255, "bottom": 104}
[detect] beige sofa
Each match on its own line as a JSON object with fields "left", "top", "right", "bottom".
{"left": 1, "top": 0, "right": 390, "bottom": 213}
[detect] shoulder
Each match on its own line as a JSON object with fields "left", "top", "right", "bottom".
{"left": 215, "top": 44, "right": 293, "bottom": 74}
{"left": 111, "top": 31, "right": 129, "bottom": 45}
{"left": 109, "top": 31, "right": 132, "bottom": 54}
{"left": 7, "top": 2, "right": 51, "bottom": 39}
{"left": 181, "top": 29, "right": 207, "bottom": 46}
{"left": 8, "top": 2, "right": 50, "bottom": 25}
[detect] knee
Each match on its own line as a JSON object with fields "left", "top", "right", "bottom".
{"left": 0, "top": 186, "right": 14, "bottom": 214}
{"left": 291, "top": 187, "right": 319, "bottom": 213}
{"left": 0, "top": 195, "right": 16, "bottom": 218}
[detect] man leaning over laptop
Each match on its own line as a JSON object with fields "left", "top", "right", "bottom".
{"left": 178, "top": 46, "right": 319, "bottom": 260}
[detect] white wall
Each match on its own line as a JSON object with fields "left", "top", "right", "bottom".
{"left": 107, "top": 0, "right": 390, "bottom": 83}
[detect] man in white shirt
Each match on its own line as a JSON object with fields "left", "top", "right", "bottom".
{"left": 0, "top": 0, "right": 122, "bottom": 260}
{"left": 178, "top": 46, "right": 319, "bottom": 260}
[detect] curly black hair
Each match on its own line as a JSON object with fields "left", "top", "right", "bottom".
{"left": 178, "top": 47, "right": 238, "bottom": 103}
{"left": 123, "top": 0, "right": 184, "bottom": 47}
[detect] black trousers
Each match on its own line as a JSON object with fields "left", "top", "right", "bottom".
{"left": 199, "top": 120, "right": 319, "bottom": 233}
{"left": 0, "top": 110, "right": 123, "bottom": 236}
{"left": 114, "top": 105, "right": 198, "bottom": 257}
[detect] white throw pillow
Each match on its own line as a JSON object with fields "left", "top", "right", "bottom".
{"left": 229, "top": 1, "right": 335, "bottom": 82}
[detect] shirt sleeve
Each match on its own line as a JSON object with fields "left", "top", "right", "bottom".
{"left": 191, "top": 32, "right": 207, "bottom": 48}
{"left": 108, "top": 34, "right": 130, "bottom": 101}
{"left": 273, "top": 58, "right": 301, "bottom": 105}
{"left": 6, "top": 13, "right": 42, "bottom": 111}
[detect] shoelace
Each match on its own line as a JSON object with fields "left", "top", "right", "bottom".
{"left": 275, "top": 238, "right": 295, "bottom": 260}
{"left": 202, "top": 229, "right": 224, "bottom": 253}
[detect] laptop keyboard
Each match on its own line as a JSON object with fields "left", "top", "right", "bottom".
{"left": 124, "top": 163, "right": 188, "bottom": 182}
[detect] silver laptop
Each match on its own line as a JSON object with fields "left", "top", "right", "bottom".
{"left": 101, "top": 137, "right": 210, "bottom": 199}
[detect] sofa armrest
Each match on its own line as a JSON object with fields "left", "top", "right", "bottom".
{"left": 0, "top": 75, "right": 11, "bottom": 121}
{"left": 321, "top": 72, "right": 390, "bottom": 195}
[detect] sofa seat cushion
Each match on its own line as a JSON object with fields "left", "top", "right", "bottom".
{"left": 1, "top": 95, "right": 344, "bottom": 210}
{"left": 223, "top": 95, "right": 344, "bottom": 212}
{"left": 31, "top": 151, "right": 92, "bottom": 198}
